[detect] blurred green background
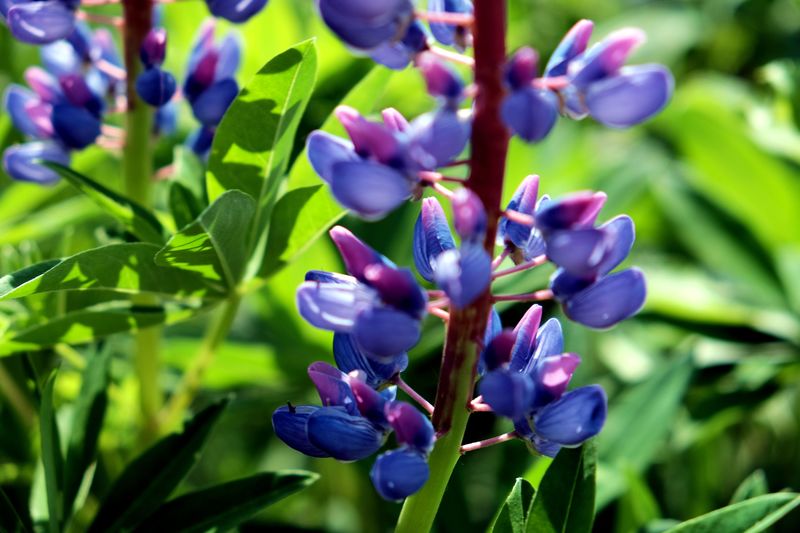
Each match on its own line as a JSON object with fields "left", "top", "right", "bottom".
{"left": 2, "top": 0, "right": 800, "bottom": 531}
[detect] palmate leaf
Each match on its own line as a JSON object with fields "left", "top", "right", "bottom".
{"left": 0, "top": 243, "right": 226, "bottom": 303}
{"left": 44, "top": 163, "right": 166, "bottom": 245}
{"left": 207, "top": 39, "right": 318, "bottom": 280}
{"left": 88, "top": 399, "right": 229, "bottom": 532}
{"left": 132, "top": 470, "right": 318, "bottom": 533}
{"left": 155, "top": 190, "right": 256, "bottom": 291}
{"left": 663, "top": 493, "right": 800, "bottom": 533}
{"left": 489, "top": 478, "right": 536, "bottom": 533}
{"left": 528, "top": 442, "right": 597, "bottom": 533}
{"left": 262, "top": 66, "right": 393, "bottom": 277}
{"left": 0, "top": 300, "right": 206, "bottom": 357}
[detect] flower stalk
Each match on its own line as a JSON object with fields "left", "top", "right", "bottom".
{"left": 396, "top": 1, "right": 509, "bottom": 530}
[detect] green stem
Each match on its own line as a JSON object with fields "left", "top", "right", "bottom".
{"left": 121, "top": 0, "right": 158, "bottom": 443}
{"left": 395, "top": 342, "right": 476, "bottom": 533}
{"left": 159, "top": 294, "right": 242, "bottom": 432}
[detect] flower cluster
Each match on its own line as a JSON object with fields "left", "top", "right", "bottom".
{"left": 307, "top": 54, "right": 469, "bottom": 219}
{"left": 182, "top": 19, "right": 243, "bottom": 158}
{"left": 3, "top": 23, "right": 120, "bottom": 183}
{"left": 136, "top": 28, "right": 177, "bottom": 108}
{"left": 502, "top": 20, "right": 674, "bottom": 141}
{"left": 0, "top": 1, "right": 267, "bottom": 46}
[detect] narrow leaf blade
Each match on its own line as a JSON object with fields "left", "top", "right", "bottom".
{"left": 489, "top": 478, "right": 536, "bottom": 533}
{"left": 664, "top": 493, "right": 800, "bottom": 533}
{"left": 39, "top": 372, "right": 64, "bottom": 533}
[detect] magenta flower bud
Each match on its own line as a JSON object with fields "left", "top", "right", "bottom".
{"left": 58, "top": 74, "right": 95, "bottom": 109}
{"left": 382, "top": 107, "right": 410, "bottom": 132}
{"left": 363, "top": 264, "right": 428, "bottom": 319}
{"left": 569, "top": 28, "right": 646, "bottom": 88}
{"left": 544, "top": 19, "right": 594, "bottom": 77}
{"left": 192, "top": 50, "right": 220, "bottom": 92}
{"left": 140, "top": 28, "right": 168, "bottom": 68}
{"left": 329, "top": 225, "right": 387, "bottom": 281}
{"left": 535, "top": 191, "right": 607, "bottom": 232}
{"left": 482, "top": 329, "right": 517, "bottom": 372}
{"left": 531, "top": 353, "right": 581, "bottom": 407}
{"left": 335, "top": 105, "right": 399, "bottom": 163}
{"left": 385, "top": 401, "right": 434, "bottom": 453}
{"left": 417, "top": 52, "right": 464, "bottom": 102}
{"left": 348, "top": 377, "right": 390, "bottom": 426}
{"left": 508, "top": 304, "right": 543, "bottom": 373}
{"left": 452, "top": 188, "right": 487, "bottom": 241}
{"left": 308, "top": 361, "right": 358, "bottom": 414}
{"left": 506, "top": 46, "right": 539, "bottom": 90}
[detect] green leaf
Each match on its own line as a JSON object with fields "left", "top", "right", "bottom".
{"left": 489, "top": 478, "right": 536, "bottom": 533}
{"left": 39, "top": 372, "right": 64, "bottom": 533}
{"left": 156, "top": 190, "right": 256, "bottom": 292}
{"left": 0, "top": 301, "right": 206, "bottom": 357}
{"left": 663, "top": 493, "right": 800, "bottom": 533}
{"left": 528, "top": 442, "right": 597, "bottom": 533}
{"left": 63, "top": 349, "right": 110, "bottom": 518}
{"left": 88, "top": 399, "right": 229, "bottom": 533}
{"left": 207, "top": 39, "right": 317, "bottom": 277}
{"left": 0, "top": 243, "right": 226, "bottom": 303}
{"left": 169, "top": 182, "right": 204, "bottom": 231}
{"left": 0, "top": 196, "right": 101, "bottom": 246}
{"left": 0, "top": 487, "right": 32, "bottom": 533}
{"left": 169, "top": 146, "right": 207, "bottom": 230}
{"left": 262, "top": 66, "right": 393, "bottom": 277}
{"left": 132, "top": 470, "right": 318, "bottom": 533}
{"left": 45, "top": 163, "right": 165, "bottom": 244}
{"left": 730, "top": 470, "right": 769, "bottom": 504}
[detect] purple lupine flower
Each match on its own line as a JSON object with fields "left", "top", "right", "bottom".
{"left": 297, "top": 226, "right": 427, "bottom": 358}
{"left": 478, "top": 306, "right": 607, "bottom": 456}
{"left": 501, "top": 20, "right": 674, "bottom": 143}
{"left": 136, "top": 28, "right": 176, "bottom": 108}
{"left": 413, "top": 196, "right": 491, "bottom": 309}
{"left": 205, "top": 0, "right": 268, "bottom": 23}
{"left": 183, "top": 20, "right": 241, "bottom": 134}
{"left": 2, "top": 141, "right": 69, "bottom": 184}
{"left": 306, "top": 105, "right": 469, "bottom": 219}
{"left": 273, "top": 356, "right": 434, "bottom": 500}
{"left": 418, "top": 52, "right": 465, "bottom": 107}
{"left": 317, "top": 0, "right": 427, "bottom": 69}
{"left": 3, "top": 0, "right": 78, "bottom": 45}
{"left": 427, "top": 0, "right": 472, "bottom": 49}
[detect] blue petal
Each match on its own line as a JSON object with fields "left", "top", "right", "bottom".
{"left": 385, "top": 401, "right": 434, "bottom": 453}
{"left": 307, "top": 131, "right": 358, "bottom": 184}
{"left": 7, "top": 2, "right": 75, "bottom": 45}
{"left": 363, "top": 264, "right": 427, "bottom": 319}
{"left": 136, "top": 68, "right": 177, "bottom": 107}
{"left": 477, "top": 306, "right": 502, "bottom": 374}
{"left": 4, "top": 85, "right": 45, "bottom": 138}
{"left": 432, "top": 244, "right": 491, "bottom": 309}
{"left": 503, "top": 175, "right": 539, "bottom": 247}
{"left": 330, "top": 160, "right": 413, "bottom": 220}
{"left": 545, "top": 228, "right": 607, "bottom": 276}
{"left": 479, "top": 369, "right": 535, "bottom": 419}
{"left": 307, "top": 406, "right": 386, "bottom": 461}
{"left": 409, "top": 109, "right": 470, "bottom": 168}
{"left": 191, "top": 78, "right": 238, "bottom": 126}
{"left": 51, "top": 103, "right": 100, "bottom": 150}
{"left": 354, "top": 307, "right": 421, "bottom": 357}
{"left": 428, "top": 0, "right": 472, "bottom": 47}
{"left": 307, "top": 361, "right": 358, "bottom": 415}
{"left": 530, "top": 353, "right": 581, "bottom": 408}
{"left": 531, "top": 318, "right": 564, "bottom": 363}
{"left": 333, "top": 333, "right": 408, "bottom": 388}
{"left": 296, "top": 281, "right": 375, "bottom": 332}
{"left": 501, "top": 88, "right": 558, "bottom": 143}
{"left": 2, "top": 141, "right": 69, "bottom": 185}
{"left": 304, "top": 270, "right": 358, "bottom": 285}
{"left": 563, "top": 268, "right": 646, "bottom": 328}
{"left": 569, "top": 28, "right": 645, "bottom": 88}
{"left": 371, "top": 449, "right": 429, "bottom": 501}
{"left": 414, "top": 197, "right": 456, "bottom": 282}
{"left": 349, "top": 378, "right": 390, "bottom": 428}
{"left": 370, "top": 40, "right": 414, "bottom": 70}
{"left": 544, "top": 19, "right": 593, "bottom": 77}
{"left": 508, "top": 305, "right": 543, "bottom": 373}
{"left": 214, "top": 32, "right": 242, "bottom": 81}
{"left": 318, "top": 0, "right": 412, "bottom": 50}
{"left": 549, "top": 268, "right": 594, "bottom": 300}
{"left": 329, "top": 225, "right": 392, "bottom": 282}
{"left": 40, "top": 40, "right": 81, "bottom": 76}
{"left": 272, "top": 405, "right": 329, "bottom": 458}
{"left": 534, "top": 385, "right": 607, "bottom": 446}
{"left": 597, "top": 215, "right": 635, "bottom": 275}
{"left": 206, "top": 0, "right": 268, "bottom": 23}
{"left": 586, "top": 65, "right": 674, "bottom": 128}
{"left": 534, "top": 191, "right": 606, "bottom": 232}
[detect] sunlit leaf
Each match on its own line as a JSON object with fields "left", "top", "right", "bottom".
{"left": 663, "top": 493, "right": 800, "bottom": 533}
{"left": 488, "top": 478, "right": 536, "bottom": 533}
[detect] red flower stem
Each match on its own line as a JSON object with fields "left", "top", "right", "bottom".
{"left": 428, "top": 307, "right": 451, "bottom": 322}
{"left": 76, "top": 11, "right": 123, "bottom": 27}
{"left": 396, "top": 377, "right": 435, "bottom": 415}
{"left": 460, "top": 431, "right": 517, "bottom": 454}
{"left": 504, "top": 209, "right": 535, "bottom": 226}
{"left": 469, "top": 401, "right": 493, "bottom": 412}
{"left": 492, "top": 254, "right": 548, "bottom": 279}
{"left": 415, "top": 10, "right": 475, "bottom": 27}
{"left": 492, "top": 289, "right": 554, "bottom": 303}
{"left": 439, "top": 159, "right": 472, "bottom": 168}
{"left": 430, "top": 181, "right": 455, "bottom": 199}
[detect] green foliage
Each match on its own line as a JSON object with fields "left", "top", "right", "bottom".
{"left": 39, "top": 372, "right": 64, "bottom": 533}
{"left": 489, "top": 478, "right": 536, "bottom": 533}
{"left": 131, "top": 470, "right": 319, "bottom": 533}
{"left": 663, "top": 494, "right": 800, "bottom": 533}
{"left": 527, "top": 443, "right": 597, "bottom": 533}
